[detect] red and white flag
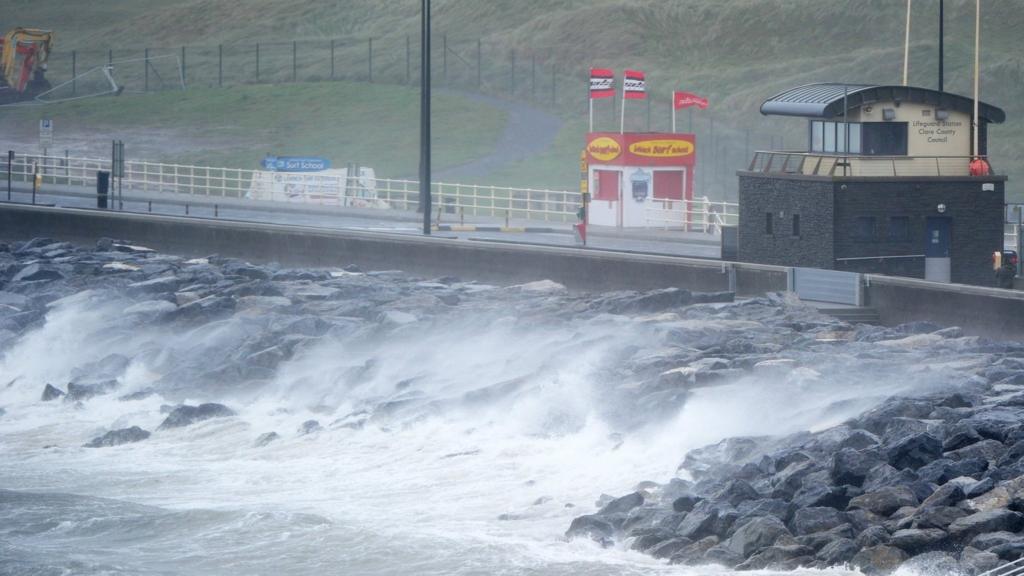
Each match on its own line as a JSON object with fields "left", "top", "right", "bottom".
{"left": 673, "top": 91, "right": 708, "bottom": 110}
{"left": 623, "top": 70, "right": 646, "bottom": 100}
{"left": 589, "top": 68, "right": 615, "bottom": 99}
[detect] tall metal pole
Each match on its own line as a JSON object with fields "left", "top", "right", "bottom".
{"left": 420, "top": 0, "right": 432, "bottom": 235}
{"left": 938, "top": 0, "right": 944, "bottom": 92}
{"left": 902, "top": 0, "right": 912, "bottom": 86}
{"left": 972, "top": 0, "right": 980, "bottom": 157}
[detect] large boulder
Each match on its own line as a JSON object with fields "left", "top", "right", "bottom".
{"left": 83, "top": 426, "right": 151, "bottom": 448}
{"left": 158, "top": 403, "right": 236, "bottom": 429}
{"left": 724, "top": 516, "right": 791, "bottom": 558}
{"left": 829, "top": 448, "right": 878, "bottom": 486}
{"left": 847, "top": 486, "right": 918, "bottom": 517}
{"left": 675, "top": 501, "right": 723, "bottom": 540}
{"left": 948, "top": 509, "right": 1024, "bottom": 540}
{"left": 565, "top": 515, "right": 614, "bottom": 547}
{"left": 919, "top": 482, "right": 966, "bottom": 509}
{"left": 12, "top": 263, "right": 64, "bottom": 283}
{"left": 598, "top": 492, "right": 645, "bottom": 516}
{"left": 886, "top": 433, "right": 942, "bottom": 470}
{"left": 736, "top": 544, "right": 815, "bottom": 570}
{"left": 816, "top": 537, "right": 860, "bottom": 565}
{"left": 791, "top": 507, "right": 849, "bottom": 536}
{"left": 912, "top": 506, "right": 968, "bottom": 530}
{"left": 888, "top": 528, "right": 948, "bottom": 553}
{"left": 40, "top": 383, "right": 64, "bottom": 401}
{"left": 851, "top": 545, "right": 909, "bottom": 575}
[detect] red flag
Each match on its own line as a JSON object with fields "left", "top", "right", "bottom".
{"left": 673, "top": 91, "right": 708, "bottom": 110}
{"left": 623, "top": 69, "right": 646, "bottom": 100}
{"left": 589, "top": 68, "right": 615, "bottom": 99}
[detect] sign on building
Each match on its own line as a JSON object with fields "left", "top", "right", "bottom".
{"left": 39, "top": 119, "right": 53, "bottom": 147}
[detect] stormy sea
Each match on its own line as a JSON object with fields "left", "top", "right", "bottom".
{"left": 2, "top": 237, "right": 1022, "bottom": 576}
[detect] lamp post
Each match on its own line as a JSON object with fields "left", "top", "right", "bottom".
{"left": 420, "top": 0, "right": 432, "bottom": 235}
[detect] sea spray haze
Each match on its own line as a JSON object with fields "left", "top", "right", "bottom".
{"left": 1, "top": 238, "right": 1020, "bottom": 575}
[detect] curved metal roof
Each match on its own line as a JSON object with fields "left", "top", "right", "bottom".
{"left": 761, "top": 83, "right": 1005, "bottom": 124}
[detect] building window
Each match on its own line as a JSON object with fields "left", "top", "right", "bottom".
{"left": 810, "top": 121, "right": 862, "bottom": 154}
{"left": 766, "top": 212, "right": 774, "bottom": 235}
{"left": 792, "top": 214, "right": 801, "bottom": 237}
{"left": 862, "top": 122, "right": 908, "bottom": 156}
{"left": 853, "top": 216, "right": 877, "bottom": 241}
{"left": 888, "top": 216, "right": 910, "bottom": 242}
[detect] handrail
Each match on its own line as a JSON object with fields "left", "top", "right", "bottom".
{"left": 746, "top": 151, "right": 995, "bottom": 178}
{"left": 978, "top": 557, "right": 1024, "bottom": 576}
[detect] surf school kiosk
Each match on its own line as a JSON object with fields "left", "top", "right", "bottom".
{"left": 585, "top": 132, "right": 696, "bottom": 228}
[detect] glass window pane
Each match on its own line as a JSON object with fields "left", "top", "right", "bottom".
{"left": 812, "top": 122, "right": 824, "bottom": 152}
{"left": 837, "top": 123, "right": 848, "bottom": 153}
{"left": 849, "top": 123, "right": 862, "bottom": 154}
{"left": 824, "top": 122, "right": 836, "bottom": 152}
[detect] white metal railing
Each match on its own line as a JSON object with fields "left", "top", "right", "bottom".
{"left": 0, "top": 152, "right": 582, "bottom": 222}
{"left": 1007, "top": 224, "right": 1020, "bottom": 251}
{"left": 644, "top": 197, "right": 739, "bottom": 233}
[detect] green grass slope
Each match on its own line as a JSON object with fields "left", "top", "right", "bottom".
{"left": 3, "top": 1, "right": 1022, "bottom": 195}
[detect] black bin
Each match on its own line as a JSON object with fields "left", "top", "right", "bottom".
{"left": 721, "top": 226, "right": 738, "bottom": 261}
{"left": 97, "top": 170, "right": 110, "bottom": 209}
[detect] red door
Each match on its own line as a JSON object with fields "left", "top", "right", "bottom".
{"left": 594, "top": 170, "right": 620, "bottom": 201}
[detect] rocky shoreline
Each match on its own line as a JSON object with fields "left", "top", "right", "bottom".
{"left": 567, "top": 338, "right": 1024, "bottom": 572}
{"left": 4, "top": 236, "right": 1024, "bottom": 575}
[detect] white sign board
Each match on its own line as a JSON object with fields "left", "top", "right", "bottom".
{"left": 247, "top": 167, "right": 388, "bottom": 209}
{"left": 39, "top": 119, "right": 53, "bottom": 147}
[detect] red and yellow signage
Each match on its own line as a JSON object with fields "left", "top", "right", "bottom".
{"left": 586, "top": 132, "right": 696, "bottom": 166}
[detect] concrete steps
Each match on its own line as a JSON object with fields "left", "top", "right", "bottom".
{"left": 817, "top": 306, "right": 881, "bottom": 325}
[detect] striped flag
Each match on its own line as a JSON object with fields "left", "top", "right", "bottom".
{"left": 623, "top": 69, "right": 646, "bottom": 100}
{"left": 589, "top": 68, "right": 615, "bottom": 99}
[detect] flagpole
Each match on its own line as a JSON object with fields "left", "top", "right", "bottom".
{"left": 903, "top": 0, "right": 912, "bottom": 86}
{"left": 589, "top": 97, "right": 594, "bottom": 132}
{"left": 972, "top": 0, "right": 980, "bottom": 157}
{"left": 620, "top": 79, "right": 626, "bottom": 134}
{"left": 672, "top": 94, "right": 677, "bottom": 133}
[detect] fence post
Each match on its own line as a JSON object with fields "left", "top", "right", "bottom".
{"left": 551, "top": 64, "right": 556, "bottom": 105}
{"left": 531, "top": 55, "right": 536, "bottom": 100}
{"left": 405, "top": 35, "right": 411, "bottom": 84}
{"left": 509, "top": 49, "right": 515, "bottom": 96}
{"left": 368, "top": 37, "right": 373, "bottom": 82}
{"left": 144, "top": 48, "right": 149, "bottom": 91}
{"left": 647, "top": 92, "right": 651, "bottom": 131}
{"left": 108, "top": 49, "right": 113, "bottom": 66}
{"left": 181, "top": 46, "right": 186, "bottom": 85}
{"left": 218, "top": 44, "right": 223, "bottom": 86}
{"left": 442, "top": 34, "right": 447, "bottom": 82}
{"left": 292, "top": 41, "right": 297, "bottom": 82}
{"left": 255, "top": 42, "right": 260, "bottom": 82}
{"left": 6, "top": 150, "right": 12, "bottom": 201}
{"left": 476, "top": 39, "right": 482, "bottom": 90}
{"left": 71, "top": 50, "right": 77, "bottom": 96}
{"left": 330, "top": 39, "right": 336, "bottom": 79}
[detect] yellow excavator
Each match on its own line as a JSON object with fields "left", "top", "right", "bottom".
{"left": 0, "top": 27, "right": 54, "bottom": 104}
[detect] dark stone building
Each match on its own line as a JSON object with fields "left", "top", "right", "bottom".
{"left": 737, "top": 83, "right": 1007, "bottom": 286}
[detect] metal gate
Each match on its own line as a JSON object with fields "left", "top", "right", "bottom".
{"left": 788, "top": 267, "right": 864, "bottom": 306}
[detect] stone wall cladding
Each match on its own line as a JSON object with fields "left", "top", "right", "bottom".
{"left": 738, "top": 175, "right": 835, "bottom": 269}
{"left": 834, "top": 179, "right": 1004, "bottom": 286}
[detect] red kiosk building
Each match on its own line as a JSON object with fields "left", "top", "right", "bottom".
{"left": 584, "top": 132, "right": 696, "bottom": 228}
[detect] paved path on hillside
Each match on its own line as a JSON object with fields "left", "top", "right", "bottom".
{"left": 431, "top": 90, "right": 563, "bottom": 183}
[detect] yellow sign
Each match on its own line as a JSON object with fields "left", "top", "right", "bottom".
{"left": 587, "top": 137, "right": 621, "bottom": 162}
{"left": 628, "top": 139, "right": 694, "bottom": 158}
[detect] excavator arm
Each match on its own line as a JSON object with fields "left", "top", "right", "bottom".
{"left": 0, "top": 28, "right": 54, "bottom": 93}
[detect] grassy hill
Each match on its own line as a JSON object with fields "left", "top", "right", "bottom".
{"left": 2, "top": 1, "right": 1022, "bottom": 197}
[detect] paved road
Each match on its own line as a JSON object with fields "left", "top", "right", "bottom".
{"left": 2, "top": 184, "right": 722, "bottom": 259}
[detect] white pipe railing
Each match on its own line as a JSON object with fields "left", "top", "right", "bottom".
{"left": 644, "top": 196, "right": 739, "bottom": 233}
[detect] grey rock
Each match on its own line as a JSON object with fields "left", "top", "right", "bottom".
{"left": 946, "top": 440, "right": 1007, "bottom": 466}
{"left": 961, "top": 546, "right": 1002, "bottom": 576}
{"left": 791, "top": 507, "right": 849, "bottom": 536}
{"left": 948, "top": 509, "right": 1024, "bottom": 540}
{"left": 912, "top": 505, "right": 968, "bottom": 530}
{"left": 599, "top": 492, "right": 644, "bottom": 516}
{"left": 725, "top": 516, "right": 790, "bottom": 558}
{"left": 816, "top": 537, "right": 860, "bottom": 565}
{"left": 967, "top": 478, "right": 997, "bottom": 499}
{"left": 888, "top": 528, "right": 947, "bottom": 553}
{"left": 158, "top": 403, "right": 236, "bottom": 429}
{"left": 12, "top": 263, "right": 64, "bottom": 283}
{"left": 918, "top": 457, "right": 989, "bottom": 484}
{"left": 702, "top": 543, "right": 743, "bottom": 568}
{"left": 254, "top": 432, "right": 280, "bottom": 447}
{"left": 41, "top": 383, "right": 64, "bottom": 401}
{"left": 675, "top": 501, "right": 721, "bottom": 540}
{"left": 943, "top": 423, "right": 984, "bottom": 452}
{"left": 714, "top": 480, "right": 761, "bottom": 507}
{"left": 647, "top": 537, "right": 692, "bottom": 559}
{"left": 920, "top": 482, "right": 966, "bottom": 509}
{"left": 735, "top": 498, "right": 795, "bottom": 524}
{"left": 669, "top": 535, "right": 720, "bottom": 565}
{"left": 847, "top": 486, "right": 918, "bottom": 517}
{"left": 886, "top": 432, "right": 942, "bottom": 470}
{"left": 970, "top": 531, "right": 1024, "bottom": 551}
{"left": 830, "top": 448, "right": 878, "bottom": 486}
{"left": 83, "top": 426, "right": 151, "bottom": 448}
{"left": 737, "top": 545, "right": 815, "bottom": 570}
{"left": 298, "top": 420, "right": 323, "bottom": 435}
{"left": 856, "top": 525, "right": 891, "bottom": 548}
{"left": 565, "top": 515, "right": 614, "bottom": 547}
{"left": 851, "top": 545, "right": 909, "bottom": 575}
{"left": 672, "top": 495, "right": 702, "bottom": 513}
{"left": 65, "top": 380, "right": 118, "bottom": 402}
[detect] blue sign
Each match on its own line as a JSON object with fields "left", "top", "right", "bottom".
{"left": 262, "top": 155, "right": 331, "bottom": 172}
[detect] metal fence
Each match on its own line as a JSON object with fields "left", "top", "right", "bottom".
{"left": 746, "top": 151, "right": 992, "bottom": 178}
{"left": 1, "top": 151, "right": 742, "bottom": 229}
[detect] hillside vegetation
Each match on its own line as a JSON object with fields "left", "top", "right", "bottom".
{"left": 2, "top": 1, "right": 1021, "bottom": 196}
